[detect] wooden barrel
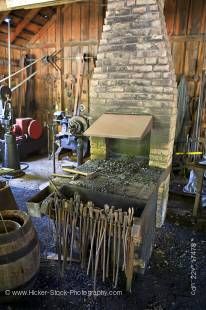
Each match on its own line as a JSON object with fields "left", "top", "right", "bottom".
{"left": 0, "top": 220, "right": 21, "bottom": 234}
{"left": 0, "top": 210, "right": 40, "bottom": 294}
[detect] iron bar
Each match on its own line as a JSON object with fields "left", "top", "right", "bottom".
{"left": 7, "top": 18, "right": 11, "bottom": 89}
{"left": 0, "top": 56, "right": 43, "bottom": 84}
{"left": 11, "top": 71, "right": 37, "bottom": 92}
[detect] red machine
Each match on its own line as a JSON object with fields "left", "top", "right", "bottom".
{"left": 13, "top": 118, "right": 43, "bottom": 140}
{"left": 12, "top": 118, "right": 45, "bottom": 160}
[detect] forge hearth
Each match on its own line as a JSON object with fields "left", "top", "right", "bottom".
{"left": 84, "top": 113, "right": 152, "bottom": 159}
{"left": 88, "top": 0, "right": 177, "bottom": 227}
{"left": 73, "top": 158, "right": 162, "bottom": 200}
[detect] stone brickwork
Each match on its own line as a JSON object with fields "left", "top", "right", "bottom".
{"left": 89, "top": 0, "right": 177, "bottom": 226}
{"left": 90, "top": 0, "right": 177, "bottom": 169}
{"left": 156, "top": 173, "right": 170, "bottom": 227}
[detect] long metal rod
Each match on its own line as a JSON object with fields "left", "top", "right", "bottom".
{"left": 52, "top": 124, "right": 56, "bottom": 174}
{"left": 0, "top": 56, "right": 43, "bottom": 84}
{"left": 11, "top": 71, "right": 37, "bottom": 92}
{"left": 56, "top": 56, "right": 95, "bottom": 60}
{"left": 0, "top": 212, "right": 8, "bottom": 234}
{"left": 8, "top": 19, "right": 11, "bottom": 88}
{"left": 0, "top": 54, "right": 94, "bottom": 85}
{"left": 27, "top": 56, "right": 95, "bottom": 62}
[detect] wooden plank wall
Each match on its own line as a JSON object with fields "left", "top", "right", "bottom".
{"left": 164, "top": 0, "right": 206, "bottom": 98}
{"left": 2, "top": 0, "right": 204, "bottom": 127}
{"left": 0, "top": 45, "right": 25, "bottom": 118}
{"left": 27, "top": 1, "right": 106, "bottom": 124}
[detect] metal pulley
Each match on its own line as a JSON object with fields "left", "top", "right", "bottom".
{"left": 68, "top": 115, "right": 88, "bottom": 136}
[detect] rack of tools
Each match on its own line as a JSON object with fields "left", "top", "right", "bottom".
{"left": 42, "top": 189, "right": 136, "bottom": 291}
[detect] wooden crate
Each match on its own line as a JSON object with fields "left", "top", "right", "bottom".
{"left": 28, "top": 183, "right": 158, "bottom": 290}
{"left": 27, "top": 186, "right": 53, "bottom": 217}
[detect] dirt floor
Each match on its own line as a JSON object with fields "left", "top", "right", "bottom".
{"left": 0, "top": 156, "right": 206, "bottom": 310}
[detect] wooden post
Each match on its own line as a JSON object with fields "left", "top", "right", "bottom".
{"left": 193, "top": 168, "right": 204, "bottom": 217}
{"left": 19, "top": 53, "right": 26, "bottom": 117}
{"left": 56, "top": 7, "right": 64, "bottom": 111}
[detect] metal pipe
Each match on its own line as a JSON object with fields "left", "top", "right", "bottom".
{"left": 0, "top": 54, "right": 94, "bottom": 85}
{"left": 7, "top": 18, "right": 11, "bottom": 88}
{"left": 52, "top": 124, "right": 56, "bottom": 174}
{"left": 0, "top": 56, "right": 43, "bottom": 84}
{"left": 24, "top": 56, "right": 95, "bottom": 62}
{"left": 56, "top": 56, "right": 95, "bottom": 60}
{"left": 11, "top": 71, "right": 37, "bottom": 92}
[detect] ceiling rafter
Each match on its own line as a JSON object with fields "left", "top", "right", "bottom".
{"left": 28, "top": 5, "right": 69, "bottom": 46}
{"left": 28, "top": 10, "right": 57, "bottom": 45}
{"left": 10, "top": 8, "right": 41, "bottom": 43}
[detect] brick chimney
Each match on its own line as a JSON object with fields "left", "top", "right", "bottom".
{"left": 89, "top": 0, "right": 177, "bottom": 226}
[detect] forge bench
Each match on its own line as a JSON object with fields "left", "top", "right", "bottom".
{"left": 27, "top": 160, "right": 168, "bottom": 291}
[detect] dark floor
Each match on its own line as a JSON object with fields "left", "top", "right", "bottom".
{"left": 0, "top": 156, "right": 206, "bottom": 310}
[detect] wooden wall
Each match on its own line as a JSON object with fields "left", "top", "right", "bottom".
{"left": 1, "top": 0, "right": 205, "bottom": 126}
{"left": 27, "top": 1, "right": 106, "bottom": 124}
{"left": 164, "top": 0, "right": 206, "bottom": 98}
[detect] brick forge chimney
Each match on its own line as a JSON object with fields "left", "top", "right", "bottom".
{"left": 89, "top": 0, "right": 177, "bottom": 227}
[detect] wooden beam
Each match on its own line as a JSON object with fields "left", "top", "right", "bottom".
{"left": 170, "top": 33, "right": 206, "bottom": 42}
{"left": 26, "top": 42, "right": 56, "bottom": 49}
{"left": 0, "top": 1, "right": 8, "bottom": 12}
{"left": 0, "top": 32, "right": 7, "bottom": 41}
{"left": 0, "top": 0, "right": 87, "bottom": 11}
{"left": 10, "top": 8, "right": 41, "bottom": 43}
{"left": 28, "top": 4, "right": 74, "bottom": 46}
{"left": 0, "top": 41, "right": 26, "bottom": 50}
{"left": 27, "top": 40, "right": 99, "bottom": 49}
{"left": 28, "top": 13, "right": 56, "bottom": 44}
{"left": 56, "top": 6, "right": 64, "bottom": 110}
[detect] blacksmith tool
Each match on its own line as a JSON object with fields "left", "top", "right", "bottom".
{"left": 106, "top": 206, "right": 114, "bottom": 278}
{"left": 115, "top": 209, "right": 123, "bottom": 288}
{"left": 122, "top": 212, "right": 128, "bottom": 271}
{"left": 113, "top": 210, "right": 118, "bottom": 284}
{"left": 87, "top": 208, "right": 99, "bottom": 276}
{"left": 102, "top": 205, "right": 109, "bottom": 282}
{"left": 62, "top": 167, "right": 99, "bottom": 179}
{"left": 94, "top": 213, "right": 107, "bottom": 290}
